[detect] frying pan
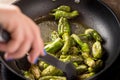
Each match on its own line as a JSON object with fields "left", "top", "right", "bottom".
{"left": 0, "top": 0, "right": 120, "bottom": 80}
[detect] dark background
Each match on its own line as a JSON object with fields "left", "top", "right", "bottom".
{"left": 0, "top": 0, "right": 120, "bottom": 80}
{"left": 102, "top": 0, "right": 120, "bottom": 20}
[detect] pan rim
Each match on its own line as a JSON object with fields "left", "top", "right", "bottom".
{"left": 87, "top": 0, "right": 120, "bottom": 79}
{"left": 0, "top": 0, "right": 120, "bottom": 80}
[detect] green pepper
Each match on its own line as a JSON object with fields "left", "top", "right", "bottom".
{"left": 50, "top": 31, "right": 59, "bottom": 41}
{"left": 92, "top": 41, "right": 102, "bottom": 59}
{"left": 45, "top": 38, "right": 63, "bottom": 53}
{"left": 41, "top": 65, "right": 63, "bottom": 76}
{"left": 39, "top": 76, "right": 66, "bottom": 80}
{"left": 89, "top": 59, "right": 103, "bottom": 72}
{"left": 69, "top": 46, "right": 80, "bottom": 55}
{"left": 59, "top": 55, "right": 71, "bottom": 62}
{"left": 24, "top": 71, "right": 35, "bottom": 80}
{"left": 84, "top": 58, "right": 96, "bottom": 67}
{"left": 58, "top": 17, "right": 71, "bottom": 36}
{"left": 81, "top": 52, "right": 90, "bottom": 59}
{"left": 95, "top": 60, "right": 103, "bottom": 71}
{"left": 38, "top": 61, "right": 49, "bottom": 70}
{"left": 61, "top": 33, "right": 71, "bottom": 54}
{"left": 73, "top": 62, "right": 79, "bottom": 67}
{"left": 70, "top": 55, "right": 83, "bottom": 64}
{"left": 79, "top": 72, "right": 95, "bottom": 80}
{"left": 85, "top": 29, "right": 102, "bottom": 42}
{"left": 29, "top": 65, "right": 41, "bottom": 79}
{"left": 60, "top": 55, "right": 83, "bottom": 64}
{"left": 76, "top": 64, "right": 88, "bottom": 75}
{"left": 71, "top": 34, "right": 90, "bottom": 53}
{"left": 70, "top": 37, "right": 77, "bottom": 46}
{"left": 52, "top": 5, "right": 71, "bottom": 12}
{"left": 81, "top": 43, "right": 90, "bottom": 53}
{"left": 51, "top": 10, "right": 79, "bottom": 20}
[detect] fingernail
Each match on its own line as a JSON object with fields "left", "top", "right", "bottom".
{"left": 43, "top": 49, "right": 47, "bottom": 55}
{"left": 4, "top": 54, "right": 13, "bottom": 61}
{"left": 6, "top": 58, "right": 14, "bottom": 61}
{"left": 34, "top": 57, "right": 39, "bottom": 64}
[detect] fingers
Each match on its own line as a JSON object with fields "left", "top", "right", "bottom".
{"left": 0, "top": 5, "right": 44, "bottom": 64}
{"left": 4, "top": 25, "right": 33, "bottom": 60}
{"left": 0, "top": 28, "right": 23, "bottom": 53}
{"left": 28, "top": 39, "right": 44, "bottom": 64}
{"left": 27, "top": 25, "right": 44, "bottom": 64}
{"left": 4, "top": 38, "right": 32, "bottom": 60}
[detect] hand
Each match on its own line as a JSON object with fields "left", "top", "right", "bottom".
{"left": 0, "top": 4, "right": 44, "bottom": 64}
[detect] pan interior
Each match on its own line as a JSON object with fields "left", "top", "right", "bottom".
{"left": 0, "top": 0, "right": 120, "bottom": 79}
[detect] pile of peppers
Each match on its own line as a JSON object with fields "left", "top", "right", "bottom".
{"left": 24, "top": 5, "right": 104, "bottom": 80}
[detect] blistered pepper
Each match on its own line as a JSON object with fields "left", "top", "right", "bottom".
{"left": 41, "top": 65, "right": 63, "bottom": 76}
{"left": 39, "top": 76, "right": 66, "bottom": 80}
{"left": 51, "top": 10, "right": 79, "bottom": 20}
{"left": 71, "top": 34, "right": 90, "bottom": 53}
{"left": 92, "top": 41, "right": 102, "bottom": 59}
{"left": 29, "top": 65, "right": 41, "bottom": 79}
{"left": 58, "top": 17, "right": 71, "bottom": 36}
{"left": 50, "top": 31, "right": 59, "bottom": 41}
{"left": 45, "top": 38, "right": 63, "bottom": 53}
{"left": 52, "top": 5, "right": 71, "bottom": 12}
{"left": 85, "top": 29, "right": 102, "bottom": 42}
{"left": 61, "top": 33, "right": 71, "bottom": 54}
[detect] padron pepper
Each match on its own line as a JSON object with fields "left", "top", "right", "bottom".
{"left": 88, "top": 59, "right": 103, "bottom": 72}
{"left": 52, "top": 5, "right": 71, "bottom": 12}
{"left": 45, "top": 38, "right": 63, "bottom": 53}
{"left": 38, "top": 61, "right": 49, "bottom": 70}
{"left": 59, "top": 55, "right": 71, "bottom": 62}
{"left": 76, "top": 64, "right": 88, "bottom": 75}
{"left": 94, "top": 59, "right": 103, "bottom": 72}
{"left": 50, "top": 31, "right": 59, "bottom": 41}
{"left": 51, "top": 10, "right": 79, "bottom": 20}
{"left": 92, "top": 41, "right": 102, "bottom": 59}
{"left": 29, "top": 65, "right": 41, "bottom": 79}
{"left": 81, "top": 52, "right": 90, "bottom": 59}
{"left": 41, "top": 65, "right": 63, "bottom": 76}
{"left": 60, "top": 55, "right": 83, "bottom": 63}
{"left": 68, "top": 46, "right": 79, "bottom": 55}
{"left": 39, "top": 76, "right": 66, "bottom": 80}
{"left": 79, "top": 72, "right": 95, "bottom": 80}
{"left": 71, "top": 34, "right": 90, "bottom": 53}
{"left": 24, "top": 71, "right": 35, "bottom": 80}
{"left": 58, "top": 17, "right": 71, "bottom": 36}
{"left": 85, "top": 28, "right": 102, "bottom": 42}
{"left": 84, "top": 58, "right": 96, "bottom": 67}
{"left": 70, "top": 55, "right": 83, "bottom": 64}
{"left": 61, "top": 33, "right": 71, "bottom": 54}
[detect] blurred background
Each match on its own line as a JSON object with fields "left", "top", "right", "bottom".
{"left": 0, "top": 0, "right": 16, "bottom": 4}
{"left": 103, "top": 0, "right": 120, "bottom": 20}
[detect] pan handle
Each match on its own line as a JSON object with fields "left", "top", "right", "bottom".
{"left": 0, "top": 25, "right": 11, "bottom": 42}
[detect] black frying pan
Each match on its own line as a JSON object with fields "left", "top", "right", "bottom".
{"left": 0, "top": 0, "right": 120, "bottom": 80}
